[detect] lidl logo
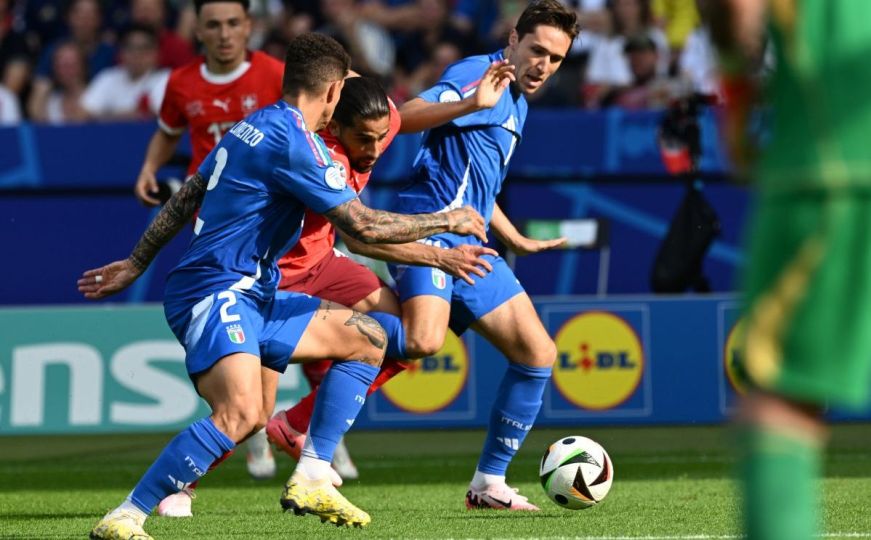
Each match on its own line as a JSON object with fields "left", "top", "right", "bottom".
{"left": 724, "top": 317, "right": 749, "bottom": 394}
{"left": 381, "top": 330, "right": 467, "bottom": 413}
{"left": 553, "top": 311, "right": 643, "bottom": 410}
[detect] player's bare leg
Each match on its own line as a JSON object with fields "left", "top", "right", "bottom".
{"left": 280, "top": 301, "right": 385, "bottom": 527}
{"left": 401, "top": 294, "right": 451, "bottom": 358}
{"left": 157, "top": 365, "right": 279, "bottom": 517}
{"left": 93, "top": 353, "right": 267, "bottom": 539}
{"left": 465, "top": 292, "right": 557, "bottom": 511}
{"left": 268, "top": 286, "right": 407, "bottom": 480}
{"left": 245, "top": 365, "right": 278, "bottom": 480}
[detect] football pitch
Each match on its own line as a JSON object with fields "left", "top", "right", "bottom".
{"left": 2, "top": 424, "right": 870, "bottom": 539}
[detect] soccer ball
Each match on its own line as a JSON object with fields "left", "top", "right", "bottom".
{"left": 539, "top": 435, "right": 613, "bottom": 509}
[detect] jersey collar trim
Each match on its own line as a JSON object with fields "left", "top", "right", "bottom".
{"left": 199, "top": 60, "right": 252, "bottom": 85}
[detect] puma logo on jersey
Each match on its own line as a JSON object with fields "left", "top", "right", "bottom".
{"left": 213, "top": 98, "right": 231, "bottom": 112}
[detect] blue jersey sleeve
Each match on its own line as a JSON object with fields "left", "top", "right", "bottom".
{"left": 274, "top": 128, "right": 357, "bottom": 214}
{"left": 418, "top": 55, "right": 495, "bottom": 128}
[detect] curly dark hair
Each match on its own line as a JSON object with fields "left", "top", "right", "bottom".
{"left": 282, "top": 33, "right": 351, "bottom": 96}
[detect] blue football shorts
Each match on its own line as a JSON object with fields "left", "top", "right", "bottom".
{"left": 164, "top": 289, "right": 321, "bottom": 379}
{"left": 389, "top": 250, "right": 525, "bottom": 335}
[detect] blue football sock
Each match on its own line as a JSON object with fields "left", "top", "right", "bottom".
{"left": 477, "top": 363, "right": 551, "bottom": 475}
{"left": 303, "top": 361, "right": 379, "bottom": 462}
{"left": 368, "top": 311, "right": 407, "bottom": 359}
{"left": 129, "top": 417, "right": 234, "bottom": 513}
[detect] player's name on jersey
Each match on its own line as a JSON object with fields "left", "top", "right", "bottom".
{"left": 228, "top": 120, "right": 265, "bottom": 147}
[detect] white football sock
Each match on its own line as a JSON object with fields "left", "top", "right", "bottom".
{"left": 471, "top": 469, "right": 506, "bottom": 490}
{"left": 112, "top": 499, "right": 148, "bottom": 525}
{"left": 297, "top": 455, "right": 333, "bottom": 481}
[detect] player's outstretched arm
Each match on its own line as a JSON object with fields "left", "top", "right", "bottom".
{"left": 325, "top": 198, "right": 487, "bottom": 245}
{"left": 77, "top": 173, "right": 207, "bottom": 299}
{"left": 490, "top": 203, "right": 566, "bottom": 256}
{"left": 398, "top": 60, "right": 516, "bottom": 134}
{"left": 338, "top": 230, "right": 497, "bottom": 285}
{"left": 135, "top": 129, "right": 183, "bottom": 207}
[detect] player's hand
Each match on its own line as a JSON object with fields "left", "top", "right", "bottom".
{"left": 472, "top": 60, "right": 515, "bottom": 110}
{"left": 437, "top": 245, "right": 498, "bottom": 285}
{"left": 509, "top": 235, "right": 568, "bottom": 256}
{"left": 446, "top": 206, "right": 487, "bottom": 243}
{"left": 77, "top": 259, "right": 143, "bottom": 299}
{"left": 135, "top": 169, "right": 161, "bottom": 207}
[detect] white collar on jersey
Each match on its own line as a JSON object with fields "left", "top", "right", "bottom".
{"left": 199, "top": 60, "right": 252, "bottom": 84}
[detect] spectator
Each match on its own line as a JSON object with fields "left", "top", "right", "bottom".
{"left": 21, "top": 0, "right": 68, "bottom": 51}
{"left": 392, "top": 0, "right": 468, "bottom": 74}
{"left": 583, "top": 0, "right": 669, "bottom": 107}
{"left": 678, "top": 0, "right": 718, "bottom": 99}
{"left": 561, "top": 0, "right": 610, "bottom": 56}
{"left": 651, "top": 0, "right": 699, "bottom": 57}
{"left": 129, "top": 0, "right": 196, "bottom": 69}
{"left": 27, "top": 40, "right": 88, "bottom": 123}
{"left": 1, "top": 0, "right": 34, "bottom": 101}
{"left": 317, "top": 0, "right": 395, "bottom": 77}
{"left": 0, "top": 82, "right": 21, "bottom": 123}
{"left": 33, "top": 0, "right": 115, "bottom": 82}
{"left": 451, "top": 0, "right": 500, "bottom": 52}
{"left": 356, "top": 0, "right": 420, "bottom": 32}
{"left": 394, "top": 38, "right": 461, "bottom": 101}
{"left": 480, "top": 0, "right": 530, "bottom": 51}
{"left": 605, "top": 33, "right": 680, "bottom": 109}
{"left": 81, "top": 25, "right": 169, "bottom": 120}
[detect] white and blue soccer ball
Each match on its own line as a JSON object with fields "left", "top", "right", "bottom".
{"left": 539, "top": 435, "right": 613, "bottom": 509}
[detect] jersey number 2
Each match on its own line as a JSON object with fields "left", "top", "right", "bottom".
{"left": 217, "top": 291, "right": 241, "bottom": 323}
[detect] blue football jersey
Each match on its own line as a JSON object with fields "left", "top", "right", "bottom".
{"left": 165, "top": 100, "right": 356, "bottom": 304}
{"left": 394, "top": 50, "right": 527, "bottom": 240}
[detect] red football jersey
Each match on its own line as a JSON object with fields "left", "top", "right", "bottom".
{"left": 278, "top": 99, "right": 402, "bottom": 288}
{"left": 158, "top": 51, "right": 284, "bottom": 174}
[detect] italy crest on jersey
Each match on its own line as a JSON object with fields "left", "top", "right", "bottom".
{"left": 227, "top": 324, "right": 246, "bottom": 344}
{"left": 432, "top": 268, "right": 447, "bottom": 290}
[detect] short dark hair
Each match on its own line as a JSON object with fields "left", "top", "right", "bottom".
{"left": 282, "top": 33, "right": 351, "bottom": 96}
{"left": 193, "top": 0, "right": 250, "bottom": 15}
{"left": 332, "top": 77, "right": 389, "bottom": 127}
{"left": 121, "top": 23, "right": 158, "bottom": 47}
{"left": 607, "top": 0, "right": 652, "bottom": 35}
{"left": 515, "top": 0, "right": 580, "bottom": 43}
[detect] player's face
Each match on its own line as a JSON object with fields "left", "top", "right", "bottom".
{"left": 332, "top": 115, "right": 391, "bottom": 173}
{"left": 507, "top": 24, "right": 572, "bottom": 95}
{"left": 196, "top": 2, "right": 251, "bottom": 68}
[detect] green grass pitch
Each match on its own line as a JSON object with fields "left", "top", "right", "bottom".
{"left": 1, "top": 424, "right": 870, "bottom": 539}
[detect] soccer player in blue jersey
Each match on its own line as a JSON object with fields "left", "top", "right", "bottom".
{"left": 80, "top": 33, "right": 486, "bottom": 538}
{"left": 388, "top": 0, "right": 580, "bottom": 510}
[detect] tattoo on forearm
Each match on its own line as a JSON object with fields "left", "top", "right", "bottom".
{"left": 129, "top": 173, "right": 207, "bottom": 271}
{"left": 345, "top": 311, "right": 387, "bottom": 351}
{"left": 325, "top": 198, "right": 448, "bottom": 244}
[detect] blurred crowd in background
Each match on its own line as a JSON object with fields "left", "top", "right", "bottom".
{"left": 0, "top": 0, "right": 722, "bottom": 125}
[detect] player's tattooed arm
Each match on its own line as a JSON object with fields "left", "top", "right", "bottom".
{"left": 79, "top": 174, "right": 206, "bottom": 300}
{"left": 324, "top": 198, "right": 488, "bottom": 244}
{"left": 339, "top": 230, "right": 497, "bottom": 285}
{"left": 129, "top": 173, "right": 207, "bottom": 271}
